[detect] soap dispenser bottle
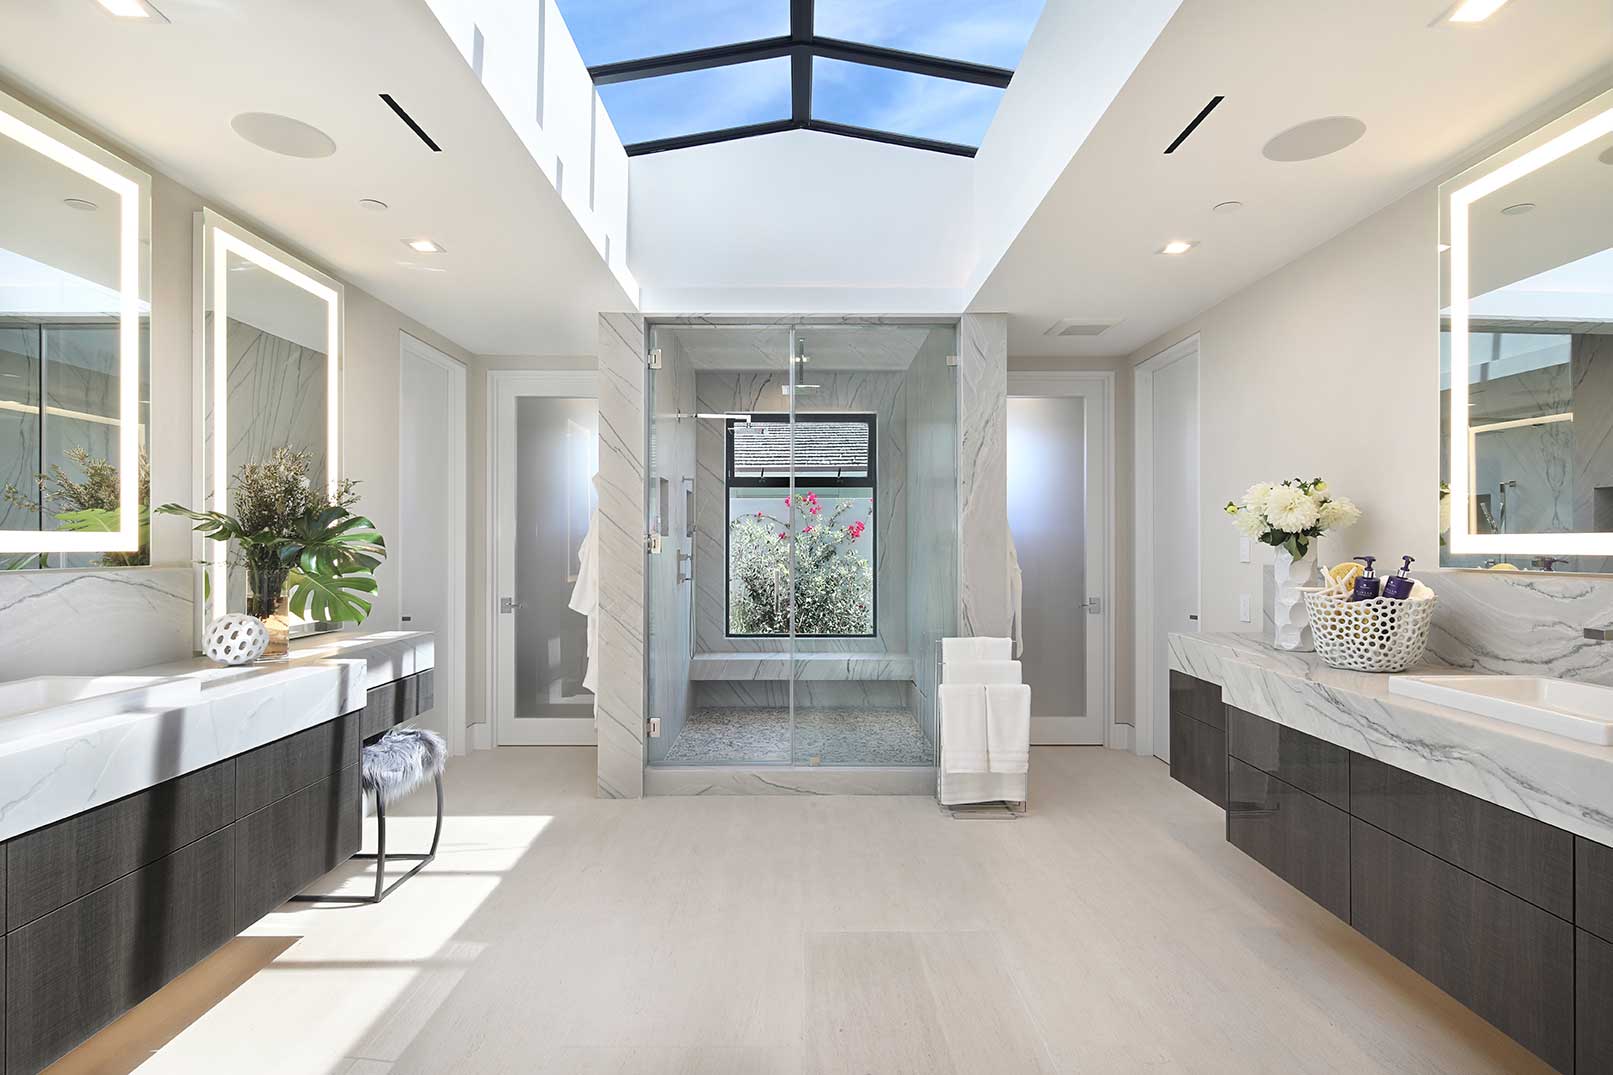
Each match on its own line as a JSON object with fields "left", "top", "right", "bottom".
{"left": 1383, "top": 556, "right": 1416, "bottom": 601}
{"left": 1351, "top": 556, "right": 1381, "bottom": 602}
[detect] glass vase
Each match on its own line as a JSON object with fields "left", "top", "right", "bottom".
{"left": 246, "top": 559, "right": 292, "bottom": 658}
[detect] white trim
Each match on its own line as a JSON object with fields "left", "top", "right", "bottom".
{"left": 485, "top": 368, "right": 600, "bottom": 747}
{"left": 399, "top": 333, "right": 468, "bottom": 756}
{"left": 0, "top": 87, "right": 149, "bottom": 555}
{"left": 1007, "top": 370, "right": 1117, "bottom": 749}
{"left": 1133, "top": 335, "right": 1201, "bottom": 762}
{"left": 194, "top": 208, "right": 343, "bottom": 623}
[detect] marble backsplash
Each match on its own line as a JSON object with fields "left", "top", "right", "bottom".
{"left": 0, "top": 565, "right": 194, "bottom": 680}
{"left": 1263, "top": 563, "right": 1613, "bottom": 685}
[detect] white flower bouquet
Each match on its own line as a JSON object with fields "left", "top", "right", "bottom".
{"left": 1223, "top": 477, "right": 1360, "bottom": 560}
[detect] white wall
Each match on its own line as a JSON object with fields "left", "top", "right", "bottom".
{"left": 969, "top": 0, "right": 1181, "bottom": 296}
{"left": 631, "top": 130, "right": 974, "bottom": 314}
{"left": 425, "top": 0, "right": 636, "bottom": 299}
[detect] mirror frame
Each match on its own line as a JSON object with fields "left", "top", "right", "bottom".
{"left": 1445, "top": 87, "right": 1613, "bottom": 560}
{"left": 0, "top": 87, "right": 149, "bottom": 556}
{"left": 192, "top": 208, "right": 342, "bottom": 623}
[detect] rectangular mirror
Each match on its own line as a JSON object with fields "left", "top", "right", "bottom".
{"left": 0, "top": 87, "right": 150, "bottom": 568}
{"left": 1441, "top": 85, "right": 1613, "bottom": 573}
{"left": 196, "top": 209, "right": 340, "bottom": 621}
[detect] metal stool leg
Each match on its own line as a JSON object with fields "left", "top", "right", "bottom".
{"left": 290, "top": 772, "right": 442, "bottom": 906}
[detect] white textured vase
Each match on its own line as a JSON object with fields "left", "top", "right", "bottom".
{"left": 1272, "top": 547, "right": 1317, "bottom": 651}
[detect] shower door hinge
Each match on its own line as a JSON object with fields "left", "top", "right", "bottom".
{"left": 946, "top": 354, "right": 959, "bottom": 367}
{"left": 646, "top": 533, "right": 663, "bottom": 554}
{"left": 647, "top": 348, "right": 663, "bottom": 370}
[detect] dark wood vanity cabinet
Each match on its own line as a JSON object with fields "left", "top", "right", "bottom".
{"left": 1226, "top": 757, "right": 1350, "bottom": 920}
{"left": 1579, "top": 929, "right": 1613, "bottom": 1073}
{"left": 1168, "top": 671, "right": 1226, "bottom": 808}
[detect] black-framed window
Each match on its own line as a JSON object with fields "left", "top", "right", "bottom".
{"left": 725, "top": 413, "right": 876, "bottom": 638}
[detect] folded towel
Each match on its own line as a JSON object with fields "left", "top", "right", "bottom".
{"left": 943, "top": 659, "right": 1023, "bottom": 685}
{"left": 985, "top": 683, "right": 1031, "bottom": 774}
{"left": 942, "top": 637, "right": 1012, "bottom": 662}
{"left": 939, "top": 684, "right": 990, "bottom": 773}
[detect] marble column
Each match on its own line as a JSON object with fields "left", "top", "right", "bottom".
{"left": 957, "top": 313, "right": 1010, "bottom": 638}
{"left": 596, "top": 313, "right": 647, "bottom": 798}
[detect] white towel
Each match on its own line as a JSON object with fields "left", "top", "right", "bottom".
{"left": 943, "top": 659, "right": 1022, "bottom": 685}
{"left": 942, "top": 637, "right": 1012, "bottom": 662}
{"left": 939, "top": 684, "right": 990, "bottom": 773}
{"left": 985, "top": 684, "right": 1031, "bottom": 774}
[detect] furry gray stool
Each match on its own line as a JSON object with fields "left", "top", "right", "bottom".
{"left": 295, "top": 727, "right": 446, "bottom": 905}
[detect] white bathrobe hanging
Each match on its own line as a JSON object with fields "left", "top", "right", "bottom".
{"left": 568, "top": 477, "right": 601, "bottom": 694}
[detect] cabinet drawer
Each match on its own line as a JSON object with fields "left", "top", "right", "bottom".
{"left": 236, "top": 712, "right": 359, "bottom": 818}
{"left": 1580, "top": 928, "right": 1613, "bottom": 1074}
{"left": 1169, "top": 710, "right": 1226, "bottom": 809}
{"left": 1168, "top": 670, "right": 1224, "bottom": 730}
{"left": 233, "top": 764, "right": 361, "bottom": 931}
{"left": 5, "top": 828, "right": 234, "bottom": 1075}
{"left": 1227, "top": 758, "right": 1350, "bottom": 920}
{"left": 1227, "top": 708, "right": 1348, "bottom": 810}
{"left": 1350, "top": 754, "right": 1572, "bottom": 919}
{"left": 1577, "top": 837, "right": 1613, "bottom": 942}
{"left": 7, "top": 759, "right": 234, "bottom": 931}
{"left": 360, "top": 675, "right": 418, "bottom": 741}
{"left": 1350, "top": 818, "right": 1574, "bottom": 1074}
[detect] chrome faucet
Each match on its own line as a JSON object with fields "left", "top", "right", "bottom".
{"left": 1586, "top": 622, "right": 1613, "bottom": 642}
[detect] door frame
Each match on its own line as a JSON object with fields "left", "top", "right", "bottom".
{"left": 1133, "top": 334, "right": 1201, "bottom": 762}
{"left": 486, "top": 368, "right": 600, "bottom": 746}
{"left": 398, "top": 332, "right": 468, "bottom": 756}
{"left": 1006, "top": 370, "right": 1118, "bottom": 748}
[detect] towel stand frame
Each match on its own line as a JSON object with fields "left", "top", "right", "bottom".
{"left": 934, "top": 639, "right": 1029, "bottom": 816}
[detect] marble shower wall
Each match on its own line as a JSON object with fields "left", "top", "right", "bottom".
{"left": 692, "top": 369, "right": 909, "bottom": 655}
{"left": 596, "top": 313, "right": 647, "bottom": 798}
{"left": 646, "top": 329, "right": 695, "bottom": 763}
{"left": 957, "top": 313, "right": 1009, "bottom": 638}
{"left": 0, "top": 566, "right": 193, "bottom": 680}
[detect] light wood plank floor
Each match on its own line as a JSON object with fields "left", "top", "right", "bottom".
{"left": 50, "top": 747, "right": 1551, "bottom": 1075}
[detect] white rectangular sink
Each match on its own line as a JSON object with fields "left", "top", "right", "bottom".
{"left": 0, "top": 675, "right": 201, "bottom": 735}
{"left": 1390, "top": 675, "right": 1613, "bottom": 745}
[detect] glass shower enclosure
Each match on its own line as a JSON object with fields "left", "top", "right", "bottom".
{"left": 645, "top": 322, "right": 958, "bottom": 769}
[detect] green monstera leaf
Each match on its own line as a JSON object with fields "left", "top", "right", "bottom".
{"left": 286, "top": 563, "right": 380, "bottom": 623}
{"left": 280, "top": 508, "right": 387, "bottom": 623}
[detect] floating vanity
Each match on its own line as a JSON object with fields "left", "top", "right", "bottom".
{"left": 1167, "top": 631, "right": 1613, "bottom": 1074}
{"left": 0, "top": 630, "right": 435, "bottom": 1075}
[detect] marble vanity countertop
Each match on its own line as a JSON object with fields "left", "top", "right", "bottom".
{"left": 0, "top": 629, "right": 434, "bottom": 844}
{"left": 1169, "top": 631, "right": 1613, "bottom": 849}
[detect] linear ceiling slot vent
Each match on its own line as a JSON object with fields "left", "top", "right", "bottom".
{"left": 380, "top": 93, "right": 442, "bottom": 152}
{"left": 1045, "top": 319, "right": 1120, "bottom": 338}
{"left": 1164, "top": 95, "right": 1224, "bottom": 154}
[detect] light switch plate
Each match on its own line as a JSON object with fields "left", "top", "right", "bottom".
{"left": 1239, "top": 536, "right": 1252, "bottom": 563}
{"left": 1239, "top": 594, "right": 1252, "bottom": 623}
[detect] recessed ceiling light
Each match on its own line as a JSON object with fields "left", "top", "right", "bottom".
{"left": 1158, "top": 240, "right": 1198, "bottom": 256}
{"left": 1600, "top": 144, "right": 1613, "bottom": 166}
{"left": 230, "top": 112, "right": 337, "bottom": 159}
{"left": 1262, "top": 116, "right": 1366, "bottom": 162}
{"left": 95, "top": 0, "right": 167, "bottom": 19}
{"left": 62, "top": 197, "right": 98, "bottom": 212}
{"left": 359, "top": 198, "right": 389, "bottom": 212}
{"left": 404, "top": 238, "right": 445, "bottom": 254}
{"left": 1500, "top": 202, "right": 1536, "bottom": 216}
{"left": 1446, "top": 0, "right": 1510, "bottom": 23}
{"left": 1211, "top": 200, "right": 1243, "bottom": 215}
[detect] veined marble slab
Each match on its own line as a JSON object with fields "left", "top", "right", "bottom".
{"left": 0, "top": 565, "right": 193, "bottom": 681}
{"left": 1169, "top": 631, "right": 1613, "bottom": 848}
{"left": 688, "top": 653, "right": 917, "bottom": 681}
{"left": 0, "top": 630, "right": 435, "bottom": 844}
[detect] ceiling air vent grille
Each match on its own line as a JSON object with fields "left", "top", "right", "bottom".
{"left": 1045, "top": 319, "right": 1120, "bottom": 338}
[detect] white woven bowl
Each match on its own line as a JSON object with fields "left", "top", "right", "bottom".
{"left": 1302, "top": 590, "right": 1437, "bottom": 673}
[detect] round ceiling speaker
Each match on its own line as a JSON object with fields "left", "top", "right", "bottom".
{"left": 230, "top": 112, "right": 337, "bottom": 159}
{"left": 1262, "top": 116, "right": 1366, "bottom": 162}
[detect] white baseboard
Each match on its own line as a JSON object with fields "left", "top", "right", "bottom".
{"left": 468, "top": 721, "right": 492, "bottom": 751}
{"left": 1106, "top": 722, "right": 1135, "bottom": 751}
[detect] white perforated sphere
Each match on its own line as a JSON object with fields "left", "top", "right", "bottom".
{"left": 204, "top": 613, "right": 270, "bottom": 666}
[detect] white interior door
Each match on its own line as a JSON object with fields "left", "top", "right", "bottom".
{"left": 1142, "top": 342, "right": 1200, "bottom": 763}
{"left": 491, "top": 371, "right": 600, "bottom": 746}
{"left": 1007, "top": 373, "right": 1112, "bottom": 746}
{"left": 398, "top": 334, "right": 466, "bottom": 753}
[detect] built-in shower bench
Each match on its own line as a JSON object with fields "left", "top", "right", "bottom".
{"left": 689, "top": 653, "right": 916, "bottom": 681}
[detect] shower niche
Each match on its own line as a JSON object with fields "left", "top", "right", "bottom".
{"left": 645, "top": 322, "right": 958, "bottom": 769}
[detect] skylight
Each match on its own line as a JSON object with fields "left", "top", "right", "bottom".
{"left": 558, "top": 0, "right": 1044, "bottom": 157}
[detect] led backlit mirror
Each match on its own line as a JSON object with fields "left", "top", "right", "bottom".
{"left": 196, "top": 209, "right": 340, "bottom": 620}
{"left": 0, "top": 87, "right": 150, "bottom": 568}
{"left": 1441, "top": 85, "right": 1613, "bottom": 574}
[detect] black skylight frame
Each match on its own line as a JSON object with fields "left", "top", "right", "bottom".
{"left": 589, "top": 0, "right": 1014, "bottom": 158}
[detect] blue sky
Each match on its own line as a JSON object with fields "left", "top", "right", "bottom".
{"left": 558, "top": 0, "right": 1043, "bottom": 147}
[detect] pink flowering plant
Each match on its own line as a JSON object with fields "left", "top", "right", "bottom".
{"left": 728, "top": 491, "right": 874, "bottom": 635}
